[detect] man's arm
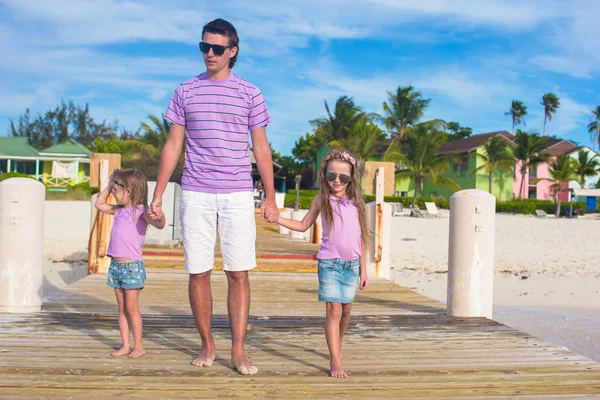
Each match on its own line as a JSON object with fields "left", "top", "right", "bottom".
{"left": 150, "top": 123, "right": 185, "bottom": 216}
{"left": 250, "top": 126, "right": 279, "bottom": 222}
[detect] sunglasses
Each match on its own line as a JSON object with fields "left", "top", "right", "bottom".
{"left": 112, "top": 180, "right": 126, "bottom": 190}
{"left": 325, "top": 172, "right": 352, "bottom": 184}
{"left": 199, "top": 41, "right": 234, "bottom": 56}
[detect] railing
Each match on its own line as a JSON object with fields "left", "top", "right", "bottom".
{"left": 44, "top": 176, "right": 90, "bottom": 188}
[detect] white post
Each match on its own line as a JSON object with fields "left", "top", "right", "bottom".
{"left": 366, "top": 167, "right": 392, "bottom": 279}
{"left": 0, "top": 178, "right": 46, "bottom": 313}
{"left": 447, "top": 189, "right": 496, "bottom": 318}
{"left": 290, "top": 209, "right": 311, "bottom": 241}
{"left": 279, "top": 209, "right": 292, "bottom": 235}
{"left": 6, "top": 159, "right": 11, "bottom": 173}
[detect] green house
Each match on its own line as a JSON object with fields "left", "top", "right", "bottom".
{"left": 0, "top": 137, "right": 92, "bottom": 187}
{"left": 422, "top": 131, "right": 516, "bottom": 200}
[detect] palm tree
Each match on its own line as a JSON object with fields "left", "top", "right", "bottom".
{"left": 329, "top": 120, "right": 386, "bottom": 177}
{"left": 505, "top": 100, "right": 528, "bottom": 135}
{"left": 310, "top": 96, "right": 366, "bottom": 142}
{"left": 588, "top": 106, "right": 600, "bottom": 148}
{"left": 573, "top": 149, "right": 600, "bottom": 189}
{"left": 541, "top": 93, "right": 560, "bottom": 136}
{"left": 140, "top": 114, "right": 170, "bottom": 149}
{"left": 513, "top": 130, "right": 551, "bottom": 199}
{"left": 536, "top": 155, "right": 577, "bottom": 217}
{"left": 472, "top": 136, "right": 514, "bottom": 195}
{"left": 383, "top": 122, "right": 460, "bottom": 207}
{"left": 378, "top": 85, "right": 430, "bottom": 140}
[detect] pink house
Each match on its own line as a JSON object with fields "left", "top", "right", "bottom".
{"left": 513, "top": 139, "right": 578, "bottom": 200}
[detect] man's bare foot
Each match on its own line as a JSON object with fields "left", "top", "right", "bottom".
{"left": 330, "top": 359, "right": 348, "bottom": 378}
{"left": 111, "top": 347, "right": 130, "bottom": 357}
{"left": 192, "top": 350, "right": 215, "bottom": 368}
{"left": 230, "top": 358, "right": 258, "bottom": 375}
{"left": 128, "top": 347, "right": 145, "bottom": 358}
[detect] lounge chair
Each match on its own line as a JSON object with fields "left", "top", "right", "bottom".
{"left": 535, "top": 209, "right": 556, "bottom": 219}
{"left": 391, "top": 202, "right": 410, "bottom": 217}
{"left": 424, "top": 202, "right": 441, "bottom": 217}
{"left": 410, "top": 205, "right": 425, "bottom": 218}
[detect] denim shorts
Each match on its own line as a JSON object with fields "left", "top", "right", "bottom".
{"left": 317, "top": 258, "right": 360, "bottom": 303}
{"left": 107, "top": 259, "right": 146, "bottom": 290}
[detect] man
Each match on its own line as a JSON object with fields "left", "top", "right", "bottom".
{"left": 150, "top": 18, "right": 279, "bottom": 375}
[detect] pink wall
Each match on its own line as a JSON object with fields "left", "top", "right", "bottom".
{"left": 513, "top": 158, "right": 561, "bottom": 200}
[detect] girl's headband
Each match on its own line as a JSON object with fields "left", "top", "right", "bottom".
{"left": 324, "top": 151, "right": 356, "bottom": 166}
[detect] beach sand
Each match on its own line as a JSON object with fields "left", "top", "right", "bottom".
{"left": 390, "top": 212, "right": 600, "bottom": 362}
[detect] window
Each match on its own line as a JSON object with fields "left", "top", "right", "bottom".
{"left": 528, "top": 188, "right": 537, "bottom": 199}
{"left": 453, "top": 156, "right": 469, "bottom": 177}
{"left": 400, "top": 191, "right": 408, "bottom": 197}
{"left": 529, "top": 166, "right": 537, "bottom": 179}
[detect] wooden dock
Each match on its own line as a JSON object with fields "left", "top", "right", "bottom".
{"left": 1, "top": 219, "right": 599, "bottom": 398}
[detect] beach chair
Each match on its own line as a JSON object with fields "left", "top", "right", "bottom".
{"left": 410, "top": 205, "right": 425, "bottom": 218}
{"left": 535, "top": 209, "right": 556, "bottom": 219}
{"left": 424, "top": 202, "right": 440, "bottom": 217}
{"left": 391, "top": 202, "right": 410, "bottom": 217}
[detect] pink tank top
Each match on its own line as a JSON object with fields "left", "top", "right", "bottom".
{"left": 316, "top": 196, "right": 362, "bottom": 261}
{"left": 107, "top": 205, "right": 147, "bottom": 261}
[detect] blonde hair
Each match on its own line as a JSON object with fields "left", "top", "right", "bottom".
{"left": 112, "top": 168, "right": 148, "bottom": 220}
{"left": 318, "top": 149, "right": 369, "bottom": 250}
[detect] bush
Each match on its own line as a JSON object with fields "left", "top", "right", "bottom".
{"left": 364, "top": 194, "right": 449, "bottom": 209}
{"left": 0, "top": 172, "right": 44, "bottom": 183}
{"left": 495, "top": 199, "right": 586, "bottom": 216}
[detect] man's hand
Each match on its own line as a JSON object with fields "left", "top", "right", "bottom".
{"left": 149, "top": 197, "right": 163, "bottom": 220}
{"left": 261, "top": 198, "right": 279, "bottom": 223}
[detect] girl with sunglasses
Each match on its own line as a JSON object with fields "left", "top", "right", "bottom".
{"left": 269, "top": 149, "right": 369, "bottom": 378}
{"left": 95, "top": 169, "right": 166, "bottom": 358}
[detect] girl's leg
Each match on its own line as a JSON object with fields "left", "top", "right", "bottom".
{"left": 124, "top": 289, "right": 145, "bottom": 358}
{"left": 112, "top": 288, "right": 131, "bottom": 357}
{"left": 325, "top": 302, "right": 347, "bottom": 378}
{"left": 339, "top": 303, "right": 352, "bottom": 358}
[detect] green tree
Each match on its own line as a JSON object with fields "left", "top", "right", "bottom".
{"left": 513, "top": 130, "right": 550, "bottom": 198}
{"left": 310, "top": 96, "right": 366, "bottom": 142}
{"left": 329, "top": 120, "right": 386, "bottom": 176}
{"left": 472, "top": 136, "right": 514, "bottom": 195}
{"left": 573, "top": 149, "right": 600, "bottom": 189}
{"left": 291, "top": 131, "right": 326, "bottom": 164}
{"left": 378, "top": 85, "right": 430, "bottom": 140}
{"left": 588, "top": 106, "right": 600, "bottom": 148}
{"left": 536, "top": 154, "right": 577, "bottom": 217}
{"left": 541, "top": 93, "right": 560, "bottom": 136}
{"left": 383, "top": 122, "right": 460, "bottom": 207}
{"left": 140, "top": 114, "right": 170, "bottom": 149}
{"left": 505, "top": 100, "right": 528, "bottom": 135}
{"left": 446, "top": 121, "right": 473, "bottom": 142}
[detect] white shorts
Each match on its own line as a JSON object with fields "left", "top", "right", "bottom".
{"left": 179, "top": 190, "right": 256, "bottom": 274}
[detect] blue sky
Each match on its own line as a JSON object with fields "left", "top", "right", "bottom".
{"left": 1, "top": 0, "right": 599, "bottom": 155}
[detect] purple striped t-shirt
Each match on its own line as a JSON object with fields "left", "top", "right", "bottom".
{"left": 165, "top": 72, "right": 271, "bottom": 194}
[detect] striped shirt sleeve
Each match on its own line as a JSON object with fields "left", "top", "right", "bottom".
{"left": 165, "top": 84, "right": 186, "bottom": 126}
{"left": 248, "top": 87, "right": 271, "bottom": 131}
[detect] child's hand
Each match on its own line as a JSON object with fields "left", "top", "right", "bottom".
{"left": 359, "top": 273, "right": 368, "bottom": 290}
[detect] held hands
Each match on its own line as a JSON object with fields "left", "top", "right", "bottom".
{"left": 261, "top": 198, "right": 279, "bottom": 223}
{"left": 148, "top": 197, "right": 163, "bottom": 221}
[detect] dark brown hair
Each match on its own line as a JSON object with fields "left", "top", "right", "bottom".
{"left": 202, "top": 18, "right": 239, "bottom": 69}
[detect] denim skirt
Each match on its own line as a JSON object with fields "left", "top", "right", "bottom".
{"left": 317, "top": 258, "right": 360, "bottom": 303}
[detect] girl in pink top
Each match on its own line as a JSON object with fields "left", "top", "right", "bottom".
{"left": 95, "top": 169, "right": 165, "bottom": 359}
{"left": 271, "top": 150, "right": 369, "bottom": 379}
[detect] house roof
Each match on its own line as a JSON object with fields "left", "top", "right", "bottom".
{"left": 438, "top": 131, "right": 514, "bottom": 155}
{"left": 39, "top": 138, "right": 92, "bottom": 157}
{"left": 0, "top": 137, "right": 39, "bottom": 157}
{"left": 543, "top": 139, "right": 578, "bottom": 156}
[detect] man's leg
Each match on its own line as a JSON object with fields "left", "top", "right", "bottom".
{"left": 225, "top": 270, "right": 256, "bottom": 374}
{"left": 189, "top": 270, "right": 215, "bottom": 367}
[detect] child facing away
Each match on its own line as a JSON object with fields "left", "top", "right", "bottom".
{"left": 95, "top": 168, "right": 166, "bottom": 358}
{"left": 268, "top": 150, "right": 369, "bottom": 378}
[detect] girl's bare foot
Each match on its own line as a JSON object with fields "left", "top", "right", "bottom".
{"left": 329, "top": 359, "right": 348, "bottom": 378}
{"left": 128, "top": 347, "right": 145, "bottom": 358}
{"left": 111, "top": 347, "right": 130, "bottom": 357}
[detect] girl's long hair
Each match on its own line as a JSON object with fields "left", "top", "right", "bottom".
{"left": 318, "top": 149, "right": 369, "bottom": 250}
{"left": 112, "top": 168, "right": 148, "bottom": 220}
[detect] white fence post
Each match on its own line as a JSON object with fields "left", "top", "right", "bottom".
{"left": 447, "top": 189, "right": 496, "bottom": 318}
{"left": 366, "top": 167, "right": 392, "bottom": 279}
{"left": 0, "top": 178, "right": 46, "bottom": 313}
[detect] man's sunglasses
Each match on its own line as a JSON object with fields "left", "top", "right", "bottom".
{"left": 325, "top": 172, "right": 352, "bottom": 184}
{"left": 199, "top": 42, "right": 234, "bottom": 56}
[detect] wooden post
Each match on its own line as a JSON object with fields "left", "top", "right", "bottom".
{"left": 366, "top": 167, "right": 391, "bottom": 279}
{"left": 88, "top": 160, "right": 115, "bottom": 274}
{"left": 447, "top": 189, "right": 495, "bottom": 318}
